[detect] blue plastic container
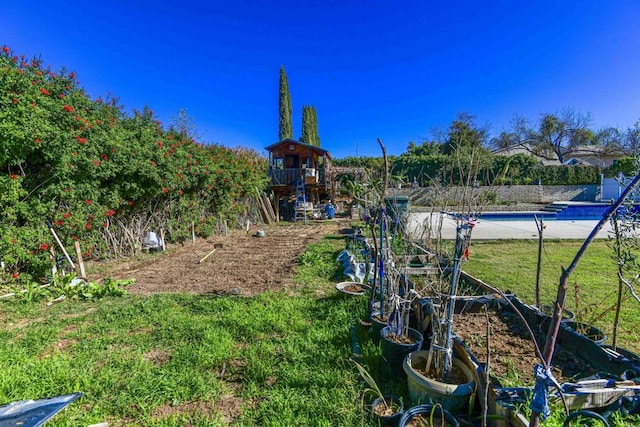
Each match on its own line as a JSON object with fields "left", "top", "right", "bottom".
{"left": 325, "top": 204, "right": 335, "bottom": 219}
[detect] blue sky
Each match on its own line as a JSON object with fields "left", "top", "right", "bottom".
{"left": 2, "top": 1, "right": 640, "bottom": 158}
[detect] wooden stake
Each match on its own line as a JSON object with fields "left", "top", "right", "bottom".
{"left": 73, "top": 241, "right": 87, "bottom": 279}
{"left": 192, "top": 222, "right": 196, "bottom": 243}
{"left": 159, "top": 228, "right": 165, "bottom": 250}
{"left": 264, "top": 194, "right": 276, "bottom": 222}
{"left": 255, "top": 189, "right": 273, "bottom": 224}
{"left": 49, "top": 247, "right": 58, "bottom": 278}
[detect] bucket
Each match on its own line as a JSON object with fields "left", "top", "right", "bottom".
{"left": 403, "top": 350, "right": 475, "bottom": 414}
{"left": 380, "top": 326, "right": 423, "bottom": 375}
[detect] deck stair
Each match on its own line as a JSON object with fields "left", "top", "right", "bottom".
{"left": 540, "top": 202, "right": 569, "bottom": 214}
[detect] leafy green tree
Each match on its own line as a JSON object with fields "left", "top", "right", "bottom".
{"left": 278, "top": 65, "right": 293, "bottom": 140}
{"left": 530, "top": 109, "right": 593, "bottom": 163}
{"left": 490, "top": 115, "right": 531, "bottom": 150}
{"left": 442, "top": 112, "right": 488, "bottom": 155}
{"left": 622, "top": 120, "right": 640, "bottom": 155}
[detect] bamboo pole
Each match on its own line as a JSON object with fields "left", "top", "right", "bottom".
{"left": 197, "top": 248, "right": 217, "bottom": 264}
{"left": 73, "top": 241, "right": 87, "bottom": 280}
{"left": 46, "top": 220, "right": 75, "bottom": 270}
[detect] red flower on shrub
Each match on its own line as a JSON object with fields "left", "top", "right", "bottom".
{"left": 93, "top": 160, "right": 100, "bottom": 167}
{"left": 12, "top": 273, "right": 19, "bottom": 279}
{"left": 12, "top": 98, "right": 18, "bottom": 104}
{"left": 9, "top": 174, "right": 18, "bottom": 180}
{"left": 63, "top": 105, "right": 74, "bottom": 112}
{"left": 39, "top": 88, "right": 50, "bottom": 96}
{"left": 1, "top": 46, "right": 9, "bottom": 55}
{"left": 63, "top": 212, "right": 71, "bottom": 218}
{"left": 56, "top": 220, "right": 63, "bottom": 226}
{"left": 75, "top": 136, "right": 87, "bottom": 144}
{"left": 58, "top": 93, "right": 65, "bottom": 99}
{"left": 69, "top": 71, "right": 76, "bottom": 79}
{"left": 11, "top": 239, "right": 17, "bottom": 244}
{"left": 100, "top": 153, "right": 108, "bottom": 160}
{"left": 38, "top": 243, "right": 50, "bottom": 251}
{"left": 178, "top": 189, "right": 184, "bottom": 195}
{"left": 85, "top": 223, "right": 92, "bottom": 230}
{"left": 102, "top": 222, "right": 108, "bottom": 227}
{"left": 83, "top": 251, "right": 90, "bottom": 257}
{"left": 127, "top": 200, "right": 133, "bottom": 206}
{"left": 149, "top": 160, "right": 156, "bottom": 166}
{"left": 163, "top": 187, "right": 169, "bottom": 193}
{"left": 105, "top": 209, "right": 116, "bottom": 217}
{"left": 85, "top": 199, "right": 92, "bottom": 205}
{"left": 34, "top": 139, "right": 41, "bottom": 145}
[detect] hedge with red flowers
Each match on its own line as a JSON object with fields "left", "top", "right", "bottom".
{"left": 0, "top": 46, "right": 267, "bottom": 283}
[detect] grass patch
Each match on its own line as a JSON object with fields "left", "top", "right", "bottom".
{"left": 0, "top": 234, "right": 390, "bottom": 426}
{"left": 465, "top": 239, "right": 640, "bottom": 353}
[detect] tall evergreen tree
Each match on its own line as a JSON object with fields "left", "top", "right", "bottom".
{"left": 278, "top": 66, "right": 293, "bottom": 140}
{"left": 301, "top": 105, "right": 321, "bottom": 147}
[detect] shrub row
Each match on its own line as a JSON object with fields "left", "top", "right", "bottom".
{"left": 0, "top": 46, "right": 267, "bottom": 283}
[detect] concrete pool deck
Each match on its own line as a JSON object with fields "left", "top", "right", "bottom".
{"left": 407, "top": 212, "right": 615, "bottom": 240}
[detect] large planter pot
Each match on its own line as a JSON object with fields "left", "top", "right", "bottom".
{"left": 561, "top": 321, "right": 606, "bottom": 345}
{"left": 381, "top": 326, "right": 424, "bottom": 375}
{"left": 402, "top": 350, "right": 475, "bottom": 414}
{"left": 538, "top": 305, "right": 575, "bottom": 325}
{"left": 371, "top": 395, "right": 404, "bottom": 426}
{"left": 398, "top": 404, "right": 459, "bottom": 427}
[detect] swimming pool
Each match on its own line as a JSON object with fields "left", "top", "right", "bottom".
{"left": 477, "top": 202, "right": 637, "bottom": 221}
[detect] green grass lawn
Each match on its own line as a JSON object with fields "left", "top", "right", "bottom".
{"left": 464, "top": 239, "right": 640, "bottom": 353}
{"left": 3, "top": 234, "right": 640, "bottom": 426}
{"left": 0, "top": 236, "right": 394, "bottom": 426}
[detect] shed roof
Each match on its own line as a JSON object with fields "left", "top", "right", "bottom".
{"left": 265, "top": 139, "right": 331, "bottom": 158}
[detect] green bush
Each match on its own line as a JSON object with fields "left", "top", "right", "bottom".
{"left": 0, "top": 46, "right": 268, "bottom": 282}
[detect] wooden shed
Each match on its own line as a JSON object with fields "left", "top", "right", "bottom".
{"left": 266, "top": 139, "right": 333, "bottom": 220}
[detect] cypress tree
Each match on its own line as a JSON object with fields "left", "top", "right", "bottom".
{"left": 311, "top": 106, "right": 321, "bottom": 147}
{"left": 301, "top": 105, "right": 321, "bottom": 147}
{"left": 301, "top": 105, "right": 312, "bottom": 145}
{"left": 278, "top": 66, "right": 293, "bottom": 140}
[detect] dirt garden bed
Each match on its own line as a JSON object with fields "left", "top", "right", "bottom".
{"left": 90, "top": 221, "right": 348, "bottom": 296}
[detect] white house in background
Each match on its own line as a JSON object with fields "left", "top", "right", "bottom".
{"left": 492, "top": 143, "right": 624, "bottom": 168}
{"left": 491, "top": 143, "right": 560, "bottom": 166}
{"left": 562, "top": 145, "right": 625, "bottom": 168}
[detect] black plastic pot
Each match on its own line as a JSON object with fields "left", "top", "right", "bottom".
{"left": 380, "top": 326, "right": 423, "bottom": 375}
{"left": 562, "top": 321, "right": 606, "bottom": 345}
{"left": 397, "top": 404, "right": 459, "bottom": 427}
{"left": 371, "top": 395, "right": 404, "bottom": 426}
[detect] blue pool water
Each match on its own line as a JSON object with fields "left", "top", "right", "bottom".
{"left": 478, "top": 203, "right": 638, "bottom": 221}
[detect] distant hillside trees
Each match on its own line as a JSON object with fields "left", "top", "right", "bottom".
{"left": 335, "top": 111, "right": 606, "bottom": 186}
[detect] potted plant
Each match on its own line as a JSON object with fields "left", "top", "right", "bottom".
{"left": 380, "top": 292, "right": 424, "bottom": 374}
{"left": 397, "top": 403, "right": 459, "bottom": 427}
{"left": 352, "top": 359, "right": 404, "bottom": 425}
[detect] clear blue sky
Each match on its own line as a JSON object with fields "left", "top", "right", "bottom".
{"left": 2, "top": 1, "right": 640, "bottom": 158}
